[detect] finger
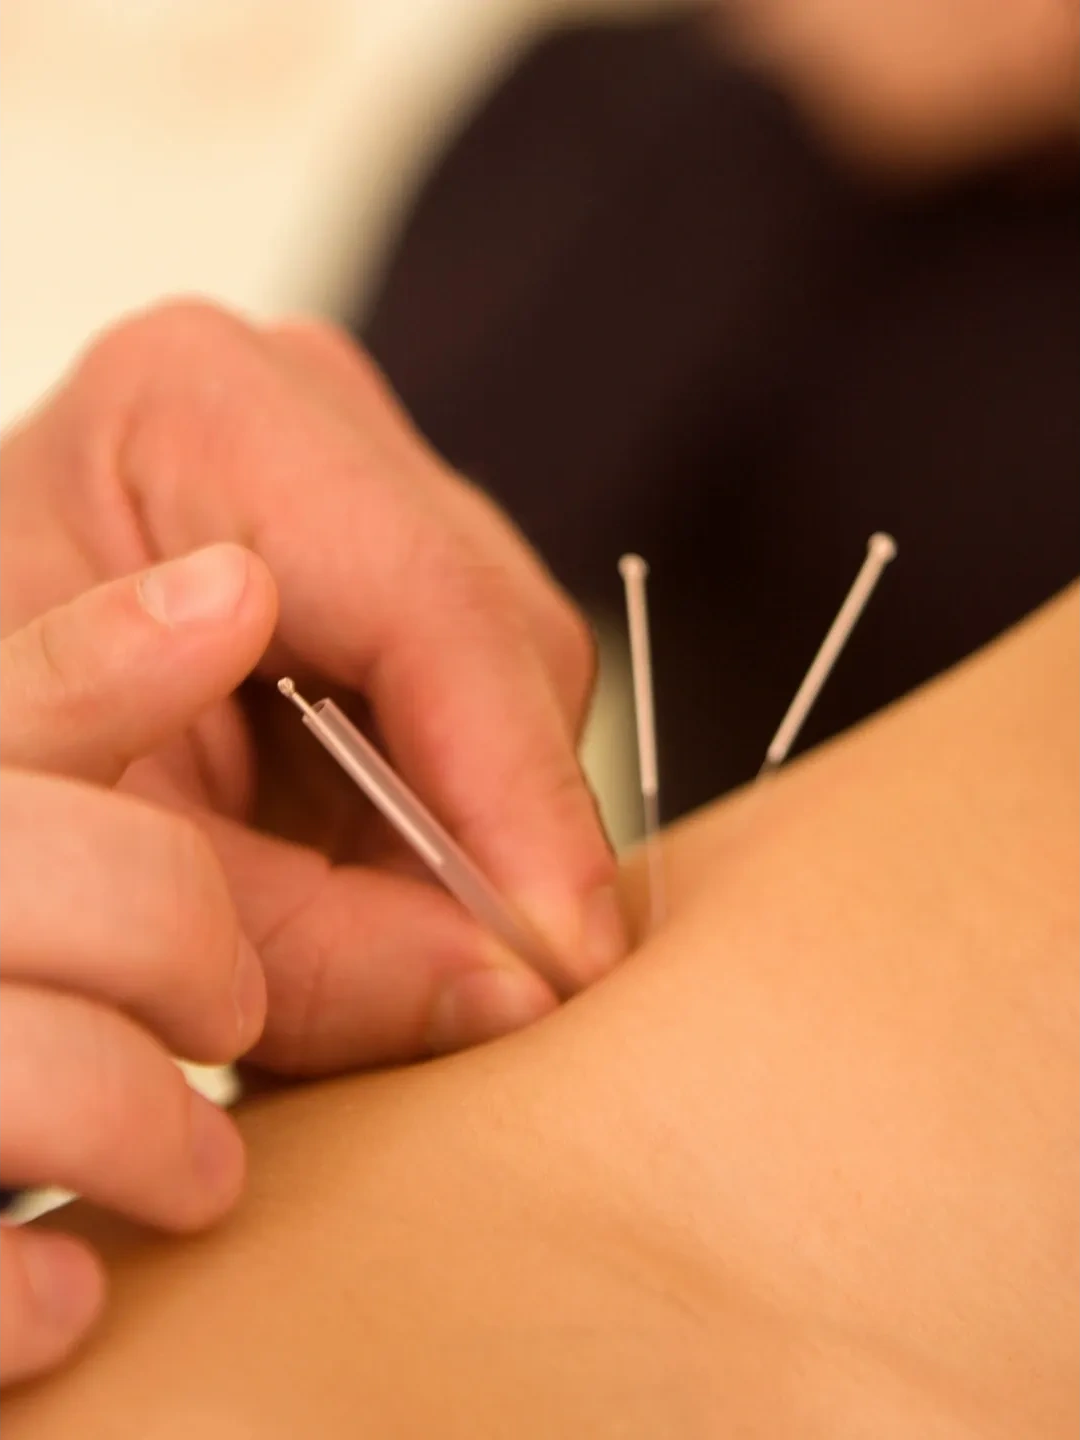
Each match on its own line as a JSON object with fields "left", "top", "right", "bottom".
{"left": 0, "top": 985, "right": 245, "bottom": 1230}
{"left": 428, "top": 474, "right": 599, "bottom": 735}
{"left": 0, "top": 1227, "right": 105, "bottom": 1385}
{"left": 198, "top": 810, "right": 558, "bottom": 1073}
{"left": 0, "top": 771, "right": 265, "bottom": 1063}
{"left": 364, "top": 573, "right": 621, "bottom": 981}
{"left": 80, "top": 303, "right": 625, "bottom": 979}
{"left": 265, "top": 320, "right": 597, "bottom": 732}
{"left": 0, "top": 542, "right": 277, "bottom": 785}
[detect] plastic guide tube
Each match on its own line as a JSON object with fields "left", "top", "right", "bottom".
{"left": 277, "top": 680, "right": 575, "bottom": 997}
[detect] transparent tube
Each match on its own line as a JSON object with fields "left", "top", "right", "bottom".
{"left": 279, "top": 683, "right": 574, "bottom": 997}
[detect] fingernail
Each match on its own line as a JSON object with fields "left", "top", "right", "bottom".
{"left": 425, "top": 966, "right": 558, "bottom": 1056}
{"left": 232, "top": 935, "right": 267, "bottom": 1048}
{"left": 22, "top": 1230, "right": 104, "bottom": 1335}
{"left": 138, "top": 544, "right": 249, "bottom": 626}
{"left": 189, "top": 1100, "right": 245, "bottom": 1207}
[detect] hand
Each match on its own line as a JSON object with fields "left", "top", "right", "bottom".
{"left": 0, "top": 301, "right": 626, "bottom": 1073}
{"left": 720, "top": 0, "right": 1079, "bottom": 171}
{"left": 0, "top": 547, "right": 277, "bottom": 1383}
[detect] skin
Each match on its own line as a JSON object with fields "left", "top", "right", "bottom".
{"left": 5, "top": 586, "right": 1076, "bottom": 1438}
{"left": 0, "top": 305, "right": 626, "bottom": 1381}
{"left": 716, "top": 0, "right": 1080, "bottom": 173}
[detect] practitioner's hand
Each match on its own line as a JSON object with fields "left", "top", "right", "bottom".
{"left": 0, "top": 301, "right": 626, "bottom": 1074}
{"left": 0, "top": 549, "right": 275, "bottom": 1383}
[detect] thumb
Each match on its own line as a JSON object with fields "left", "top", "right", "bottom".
{"left": 0, "top": 544, "right": 277, "bottom": 785}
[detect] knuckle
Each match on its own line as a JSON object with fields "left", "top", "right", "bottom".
{"left": 159, "top": 809, "right": 217, "bottom": 894}
{"left": 5, "top": 603, "right": 125, "bottom": 775}
{"left": 538, "top": 755, "right": 601, "bottom": 833}
{"left": 439, "top": 477, "right": 597, "bottom": 710}
{"left": 450, "top": 544, "right": 526, "bottom": 621}
{"left": 83, "top": 299, "right": 252, "bottom": 382}
{"left": 528, "top": 752, "right": 615, "bottom": 888}
{"left": 154, "top": 814, "right": 237, "bottom": 988}
{"left": 68, "top": 300, "right": 262, "bottom": 459}
{"left": 14, "top": 606, "right": 110, "bottom": 749}
{"left": 404, "top": 531, "right": 519, "bottom": 637}
{"left": 0, "top": 1236, "right": 35, "bottom": 1328}
{"left": 248, "top": 926, "right": 332, "bottom": 1075}
{"left": 545, "top": 596, "right": 597, "bottom": 705}
{"left": 31, "top": 603, "right": 78, "bottom": 701}
{"left": 457, "top": 745, "right": 595, "bottom": 857}
{"left": 64, "top": 1015, "right": 172, "bottom": 1178}
{"left": 0, "top": 1232, "right": 78, "bottom": 1382}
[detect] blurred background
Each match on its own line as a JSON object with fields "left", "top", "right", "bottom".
{"left": 3, "top": 0, "right": 1077, "bottom": 834}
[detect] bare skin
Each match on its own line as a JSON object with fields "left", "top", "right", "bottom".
{"left": 716, "top": 0, "right": 1079, "bottom": 173}
{"left": 5, "top": 587, "right": 1077, "bottom": 1438}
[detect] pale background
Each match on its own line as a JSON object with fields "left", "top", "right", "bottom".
{"left": 0, "top": 0, "right": 676, "bottom": 427}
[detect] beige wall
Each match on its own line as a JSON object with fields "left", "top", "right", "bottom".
{"left": 0, "top": 0, "right": 676, "bottom": 427}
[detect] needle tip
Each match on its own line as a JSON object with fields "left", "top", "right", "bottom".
{"left": 868, "top": 533, "right": 898, "bottom": 563}
{"left": 618, "top": 553, "right": 649, "bottom": 581}
{"left": 277, "top": 677, "right": 317, "bottom": 719}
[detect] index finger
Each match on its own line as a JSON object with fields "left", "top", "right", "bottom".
{"left": 78, "top": 302, "right": 626, "bottom": 980}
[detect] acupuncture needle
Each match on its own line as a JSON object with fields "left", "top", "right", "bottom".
{"left": 759, "top": 532, "right": 897, "bottom": 776}
{"left": 618, "top": 554, "right": 666, "bottom": 931}
{"left": 276, "top": 679, "right": 575, "bottom": 998}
